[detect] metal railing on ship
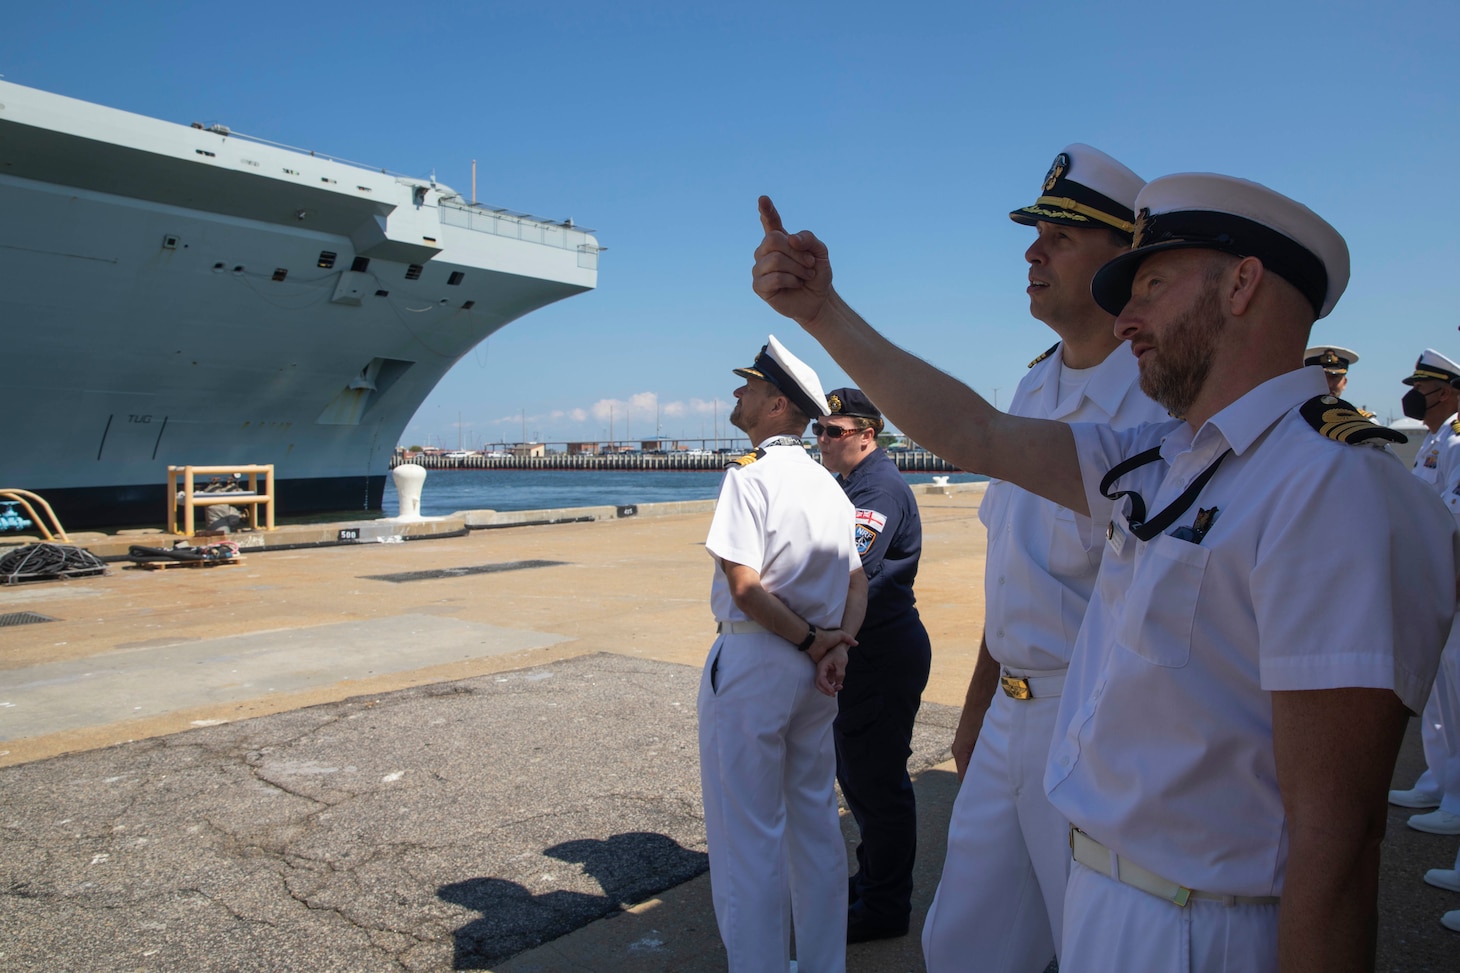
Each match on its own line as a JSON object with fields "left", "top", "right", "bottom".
{"left": 392, "top": 450, "right": 962, "bottom": 473}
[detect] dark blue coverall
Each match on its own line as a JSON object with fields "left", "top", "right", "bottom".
{"left": 834, "top": 446, "right": 933, "bottom": 927}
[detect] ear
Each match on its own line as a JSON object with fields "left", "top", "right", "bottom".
{"left": 1227, "top": 256, "right": 1265, "bottom": 316}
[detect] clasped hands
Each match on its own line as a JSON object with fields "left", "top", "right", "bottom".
{"left": 807, "top": 626, "right": 857, "bottom": 697}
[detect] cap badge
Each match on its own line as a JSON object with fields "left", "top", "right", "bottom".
{"left": 1042, "top": 153, "right": 1069, "bottom": 193}
{"left": 827, "top": 393, "right": 843, "bottom": 414}
{"left": 1132, "top": 207, "right": 1151, "bottom": 250}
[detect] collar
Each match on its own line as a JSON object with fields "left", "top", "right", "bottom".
{"left": 838, "top": 447, "right": 885, "bottom": 484}
{"left": 755, "top": 435, "right": 807, "bottom": 451}
{"left": 1081, "top": 345, "right": 1146, "bottom": 418}
{"left": 1160, "top": 367, "right": 1328, "bottom": 464}
{"left": 1030, "top": 342, "right": 1143, "bottom": 420}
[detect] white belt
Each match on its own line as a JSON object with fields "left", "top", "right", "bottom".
{"left": 716, "top": 620, "right": 767, "bottom": 635}
{"left": 999, "top": 667, "right": 1066, "bottom": 700}
{"left": 1070, "top": 828, "right": 1280, "bottom": 908}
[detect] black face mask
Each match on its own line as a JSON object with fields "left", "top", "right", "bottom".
{"left": 1402, "top": 387, "right": 1435, "bottom": 420}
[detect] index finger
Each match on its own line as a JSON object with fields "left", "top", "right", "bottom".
{"left": 758, "top": 195, "right": 785, "bottom": 235}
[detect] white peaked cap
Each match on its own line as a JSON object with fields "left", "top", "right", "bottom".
{"left": 1010, "top": 143, "right": 1145, "bottom": 235}
{"left": 1092, "top": 173, "right": 1350, "bottom": 319}
{"left": 732, "top": 334, "right": 831, "bottom": 418}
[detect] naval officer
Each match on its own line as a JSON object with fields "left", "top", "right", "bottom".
{"left": 923, "top": 144, "right": 1165, "bottom": 973}
{"left": 1303, "top": 345, "right": 1360, "bottom": 399}
{"left": 699, "top": 334, "right": 867, "bottom": 973}
{"left": 1388, "top": 350, "right": 1460, "bottom": 836}
{"left": 752, "top": 173, "right": 1458, "bottom": 971}
{"left": 814, "top": 387, "right": 932, "bottom": 944}
{"left": 1424, "top": 370, "right": 1460, "bottom": 936}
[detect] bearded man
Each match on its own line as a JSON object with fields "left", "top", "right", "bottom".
{"left": 752, "top": 173, "right": 1458, "bottom": 972}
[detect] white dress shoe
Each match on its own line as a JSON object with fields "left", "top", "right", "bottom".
{"left": 1425, "top": 868, "right": 1460, "bottom": 893}
{"left": 1389, "top": 786, "right": 1442, "bottom": 809}
{"left": 1442, "top": 910, "right": 1460, "bottom": 934}
{"left": 1408, "top": 809, "right": 1460, "bottom": 835}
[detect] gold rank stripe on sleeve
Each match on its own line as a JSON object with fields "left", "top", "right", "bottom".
{"left": 1299, "top": 395, "right": 1407, "bottom": 446}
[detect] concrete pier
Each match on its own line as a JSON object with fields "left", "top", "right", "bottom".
{"left": 0, "top": 483, "right": 1454, "bottom": 971}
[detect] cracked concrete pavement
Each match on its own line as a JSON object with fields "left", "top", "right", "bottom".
{"left": 1, "top": 653, "right": 959, "bottom": 972}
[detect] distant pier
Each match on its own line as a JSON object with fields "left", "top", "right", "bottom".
{"left": 393, "top": 449, "right": 963, "bottom": 473}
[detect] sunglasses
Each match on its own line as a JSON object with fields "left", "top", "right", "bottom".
{"left": 812, "top": 423, "right": 861, "bottom": 440}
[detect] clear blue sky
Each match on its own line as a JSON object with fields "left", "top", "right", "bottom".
{"left": 6, "top": 2, "right": 1457, "bottom": 446}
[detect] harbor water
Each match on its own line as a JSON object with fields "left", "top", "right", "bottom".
{"left": 382, "top": 468, "right": 986, "bottom": 518}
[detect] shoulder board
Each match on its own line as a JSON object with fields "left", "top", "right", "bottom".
{"left": 1028, "top": 342, "right": 1060, "bottom": 369}
{"left": 1358, "top": 408, "right": 1375, "bottom": 419}
{"left": 726, "top": 448, "right": 765, "bottom": 468}
{"left": 1300, "top": 395, "right": 1406, "bottom": 446}
{"left": 1451, "top": 418, "right": 1460, "bottom": 434}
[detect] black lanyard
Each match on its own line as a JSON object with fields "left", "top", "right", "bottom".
{"left": 1099, "top": 446, "right": 1232, "bottom": 542}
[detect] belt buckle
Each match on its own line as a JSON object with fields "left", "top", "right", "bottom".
{"left": 1001, "top": 673, "right": 1032, "bottom": 700}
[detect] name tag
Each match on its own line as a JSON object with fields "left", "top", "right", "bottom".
{"left": 1106, "top": 518, "right": 1127, "bottom": 556}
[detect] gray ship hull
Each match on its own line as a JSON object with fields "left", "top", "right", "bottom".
{"left": 0, "top": 81, "right": 599, "bottom": 529}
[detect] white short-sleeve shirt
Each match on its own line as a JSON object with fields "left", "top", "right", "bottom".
{"left": 980, "top": 344, "right": 1166, "bottom": 669}
{"left": 1411, "top": 414, "right": 1460, "bottom": 526}
{"left": 1046, "top": 367, "right": 1458, "bottom": 897}
{"left": 706, "top": 440, "right": 860, "bottom": 628}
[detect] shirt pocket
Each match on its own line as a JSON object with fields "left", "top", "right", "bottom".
{"left": 1049, "top": 505, "right": 1101, "bottom": 578}
{"left": 1115, "top": 532, "right": 1210, "bottom": 668}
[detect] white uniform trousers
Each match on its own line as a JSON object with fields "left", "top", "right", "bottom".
{"left": 1434, "top": 622, "right": 1460, "bottom": 815}
{"left": 921, "top": 686, "right": 1068, "bottom": 973}
{"left": 1416, "top": 686, "right": 1443, "bottom": 798}
{"left": 1060, "top": 860, "right": 1278, "bottom": 973}
{"left": 698, "top": 630, "right": 848, "bottom": 973}
{"left": 1412, "top": 617, "right": 1460, "bottom": 804}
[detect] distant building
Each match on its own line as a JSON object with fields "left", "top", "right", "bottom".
{"left": 567, "top": 442, "right": 601, "bottom": 455}
{"left": 510, "top": 442, "right": 546, "bottom": 459}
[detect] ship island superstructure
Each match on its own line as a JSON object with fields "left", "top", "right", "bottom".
{"left": 0, "top": 80, "right": 600, "bottom": 528}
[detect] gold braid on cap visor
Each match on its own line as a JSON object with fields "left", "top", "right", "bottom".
{"left": 1034, "top": 195, "right": 1135, "bottom": 234}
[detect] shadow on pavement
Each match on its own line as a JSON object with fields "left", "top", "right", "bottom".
{"left": 441, "top": 832, "right": 707, "bottom": 969}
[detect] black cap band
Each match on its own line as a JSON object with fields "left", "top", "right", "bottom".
{"left": 741, "top": 348, "right": 822, "bottom": 419}
{"left": 1094, "top": 209, "right": 1329, "bottom": 316}
{"left": 1011, "top": 174, "right": 1136, "bottom": 234}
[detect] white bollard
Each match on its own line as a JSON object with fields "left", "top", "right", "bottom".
{"left": 392, "top": 463, "right": 427, "bottom": 521}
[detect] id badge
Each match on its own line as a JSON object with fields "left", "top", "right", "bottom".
{"left": 1106, "top": 517, "right": 1127, "bottom": 556}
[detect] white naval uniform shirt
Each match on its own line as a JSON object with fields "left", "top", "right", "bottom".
{"left": 1046, "top": 367, "right": 1459, "bottom": 897}
{"left": 981, "top": 344, "right": 1166, "bottom": 669}
{"left": 1411, "top": 413, "right": 1460, "bottom": 525}
{"left": 707, "top": 439, "right": 859, "bottom": 627}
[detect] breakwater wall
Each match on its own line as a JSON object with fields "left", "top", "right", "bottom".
{"left": 392, "top": 450, "right": 963, "bottom": 473}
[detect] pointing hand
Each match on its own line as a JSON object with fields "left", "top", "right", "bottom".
{"left": 752, "top": 195, "right": 833, "bottom": 325}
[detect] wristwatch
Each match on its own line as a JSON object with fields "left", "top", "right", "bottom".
{"left": 797, "top": 624, "right": 817, "bottom": 652}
